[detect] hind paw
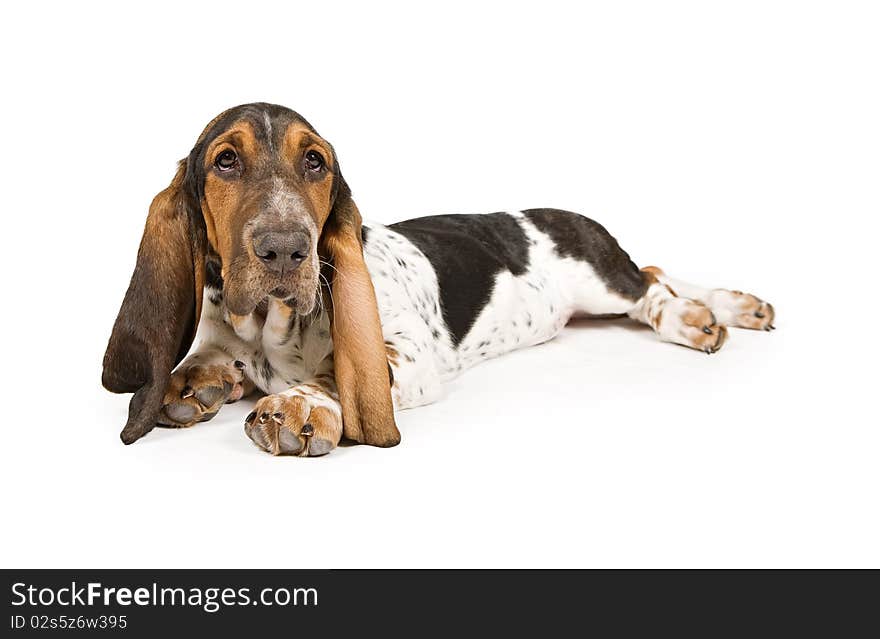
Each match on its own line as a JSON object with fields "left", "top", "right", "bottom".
{"left": 706, "top": 290, "right": 776, "bottom": 331}
{"left": 656, "top": 298, "right": 729, "bottom": 354}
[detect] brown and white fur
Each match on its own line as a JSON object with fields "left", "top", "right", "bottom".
{"left": 103, "top": 103, "right": 775, "bottom": 456}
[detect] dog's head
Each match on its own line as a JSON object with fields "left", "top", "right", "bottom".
{"left": 187, "top": 104, "right": 338, "bottom": 316}
{"left": 103, "top": 103, "right": 399, "bottom": 447}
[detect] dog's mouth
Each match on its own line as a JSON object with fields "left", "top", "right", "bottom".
{"left": 224, "top": 264, "right": 319, "bottom": 317}
{"left": 265, "top": 284, "right": 321, "bottom": 316}
{"left": 260, "top": 278, "right": 318, "bottom": 315}
{"left": 269, "top": 286, "right": 291, "bottom": 299}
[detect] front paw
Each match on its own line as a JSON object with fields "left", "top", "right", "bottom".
{"left": 244, "top": 393, "right": 342, "bottom": 457}
{"left": 158, "top": 361, "right": 246, "bottom": 428}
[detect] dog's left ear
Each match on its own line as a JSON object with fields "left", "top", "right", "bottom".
{"left": 102, "top": 161, "right": 207, "bottom": 444}
{"left": 320, "top": 175, "right": 401, "bottom": 447}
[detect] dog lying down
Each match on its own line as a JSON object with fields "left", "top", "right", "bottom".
{"left": 102, "top": 103, "right": 775, "bottom": 455}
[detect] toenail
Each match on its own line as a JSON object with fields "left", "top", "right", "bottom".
{"left": 273, "top": 412, "right": 283, "bottom": 420}
{"left": 301, "top": 423, "right": 314, "bottom": 437}
{"left": 245, "top": 411, "right": 256, "bottom": 424}
{"left": 181, "top": 386, "right": 194, "bottom": 399}
{"left": 260, "top": 412, "right": 269, "bottom": 423}
{"left": 234, "top": 360, "right": 245, "bottom": 369}
{"left": 755, "top": 311, "right": 765, "bottom": 318}
{"left": 702, "top": 327, "right": 713, "bottom": 334}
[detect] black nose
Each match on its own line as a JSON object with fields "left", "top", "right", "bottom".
{"left": 252, "top": 230, "right": 310, "bottom": 273}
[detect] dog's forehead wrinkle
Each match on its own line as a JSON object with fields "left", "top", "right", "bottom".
{"left": 195, "top": 103, "right": 307, "bottom": 154}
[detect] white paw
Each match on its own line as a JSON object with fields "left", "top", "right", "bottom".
{"left": 705, "top": 290, "right": 776, "bottom": 330}
{"left": 656, "top": 298, "right": 729, "bottom": 354}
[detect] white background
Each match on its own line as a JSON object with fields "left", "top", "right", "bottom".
{"left": 1, "top": 1, "right": 878, "bottom": 568}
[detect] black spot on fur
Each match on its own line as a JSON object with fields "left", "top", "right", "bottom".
{"left": 524, "top": 209, "right": 647, "bottom": 301}
{"left": 259, "top": 357, "right": 273, "bottom": 385}
{"left": 390, "top": 212, "right": 530, "bottom": 346}
{"left": 279, "top": 313, "right": 300, "bottom": 346}
{"left": 205, "top": 257, "right": 224, "bottom": 290}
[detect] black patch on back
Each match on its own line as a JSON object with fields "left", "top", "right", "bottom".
{"left": 523, "top": 208, "right": 647, "bottom": 301}
{"left": 390, "top": 212, "right": 530, "bottom": 346}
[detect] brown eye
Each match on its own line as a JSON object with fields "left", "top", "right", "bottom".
{"left": 215, "top": 150, "right": 238, "bottom": 171}
{"left": 304, "top": 150, "right": 325, "bottom": 172}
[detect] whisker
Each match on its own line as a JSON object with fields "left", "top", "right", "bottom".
{"left": 319, "top": 259, "right": 347, "bottom": 283}
{"left": 311, "top": 286, "right": 325, "bottom": 321}
{"left": 318, "top": 271, "right": 335, "bottom": 315}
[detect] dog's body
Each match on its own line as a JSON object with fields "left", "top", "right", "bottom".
{"left": 103, "top": 104, "right": 774, "bottom": 455}
{"left": 171, "top": 208, "right": 774, "bottom": 456}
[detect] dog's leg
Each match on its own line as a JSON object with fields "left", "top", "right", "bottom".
{"left": 626, "top": 274, "right": 728, "bottom": 353}
{"left": 158, "top": 346, "right": 253, "bottom": 427}
{"left": 244, "top": 357, "right": 343, "bottom": 456}
{"left": 641, "top": 266, "right": 776, "bottom": 331}
{"left": 627, "top": 267, "right": 775, "bottom": 352}
{"left": 383, "top": 325, "right": 447, "bottom": 411}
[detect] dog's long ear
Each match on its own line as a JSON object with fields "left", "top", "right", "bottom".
{"left": 102, "top": 162, "right": 206, "bottom": 444}
{"left": 321, "top": 176, "right": 401, "bottom": 447}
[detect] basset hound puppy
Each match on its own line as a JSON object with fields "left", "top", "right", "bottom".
{"left": 103, "top": 103, "right": 775, "bottom": 455}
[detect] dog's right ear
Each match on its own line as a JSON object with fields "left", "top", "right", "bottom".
{"left": 102, "top": 161, "right": 207, "bottom": 445}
